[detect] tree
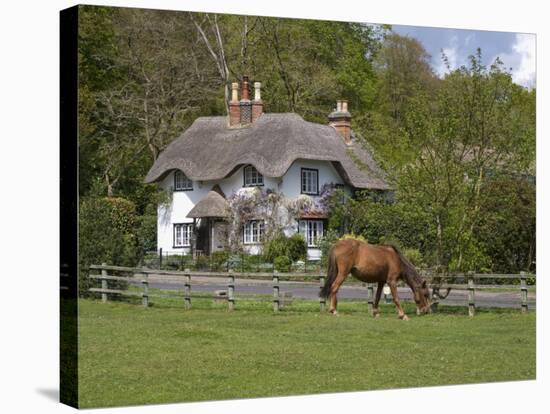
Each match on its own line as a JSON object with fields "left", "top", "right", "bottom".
{"left": 396, "top": 50, "right": 535, "bottom": 270}
{"left": 374, "top": 33, "right": 437, "bottom": 123}
{"left": 475, "top": 175, "right": 536, "bottom": 272}
{"left": 79, "top": 7, "right": 222, "bottom": 198}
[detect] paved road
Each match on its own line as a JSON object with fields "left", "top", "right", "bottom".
{"left": 137, "top": 274, "right": 536, "bottom": 310}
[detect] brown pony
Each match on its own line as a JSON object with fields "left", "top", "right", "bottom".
{"left": 320, "top": 239, "right": 431, "bottom": 320}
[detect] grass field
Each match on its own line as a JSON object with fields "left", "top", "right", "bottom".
{"left": 77, "top": 295, "right": 536, "bottom": 408}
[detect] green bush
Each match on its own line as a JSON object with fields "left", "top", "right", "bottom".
{"left": 136, "top": 203, "right": 157, "bottom": 256}
{"left": 264, "top": 233, "right": 307, "bottom": 263}
{"left": 210, "top": 251, "right": 230, "bottom": 271}
{"left": 287, "top": 234, "right": 307, "bottom": 262}
{"left": 264, "top": 234, "right": 289, "bottom": 263}
{"left": 402, "top": 248, "right": 424, "bottom": 267}
{"left": 194, "top": 255, "right": 210, "bottom": 270}
{"left": 163, "top": 255, "right": 182, "bottom": 270}
{"left": 79, "top": 197, "right": 139, "bottom": 297}
{"left": 319, "top": 229, "right": 340, "bottom": 270}
{"left": 340, "top": 233, "right": 367, "bottom": 242}
{"left": 274, "top": 255, "right": 292, "bottom": 273}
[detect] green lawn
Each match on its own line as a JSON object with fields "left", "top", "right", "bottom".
{"left": 77, "top": 296, "right": 536, "bottom": 408}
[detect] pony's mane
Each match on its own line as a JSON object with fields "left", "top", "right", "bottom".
{"left": 385, "top": 244, "right": 424, "bottom": 288}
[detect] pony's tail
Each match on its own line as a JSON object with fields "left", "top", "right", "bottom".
{"left": 320, "top": 248, "right": 337, "bottom": 299}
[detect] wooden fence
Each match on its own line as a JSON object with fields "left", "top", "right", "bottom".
{"left": 88, "top": 264, "right": 535, "bottom": 316}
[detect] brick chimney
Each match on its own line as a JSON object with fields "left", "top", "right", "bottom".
{"left": 239, "top": 76, "right": 252, "bottom": 125}
{"left": 252, "top": 82, "right": 263, "bottom": 122}
{"left": 229, "top": 82, "right": 240, "bottom": 126}
{"left": 328, "top": 100, "right": 352, "bottom": 144}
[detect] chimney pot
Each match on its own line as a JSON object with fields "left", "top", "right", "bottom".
{"left": 231, "top": 82, "right": 239, "bottom": 103}
{"left": 252, "top": 81, "right": 263, "bottom": 122}
{"left": 229, "top": 81, "right": 241, "bottom": 126}
{"left": 254, "top": 82, "right": 261, "bottom": 101}
{"left": 241, "top": 76, "right": 250, "bottom": 101}
{"left": 341, "top": 100, "right": 348, "bottom": 112}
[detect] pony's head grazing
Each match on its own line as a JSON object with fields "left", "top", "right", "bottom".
{"left": 390, "top": 245, "right": 432, "bottom": 314}
{"left": 412, "top": 279, "right": 432, "bottom": 314}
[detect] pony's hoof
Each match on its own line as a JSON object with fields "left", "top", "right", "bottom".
{"left": 373, "top": 313, "right": 380, "bottom": 319}
{"left": 399, "top": 314, "right": 409, "bottom": 321}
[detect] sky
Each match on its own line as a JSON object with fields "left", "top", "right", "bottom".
{"left": 392, "top": 25, "right": 536, "bottom": 88}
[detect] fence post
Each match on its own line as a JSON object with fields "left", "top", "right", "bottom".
{"left": 228, "top": 270, "right": 235, "bottom": 311}
{"left": 467, "top": 271, "right": 475, "bottom": 317}
{"left": 273, "top": 271, "right": 280, "bottom": 312}
{"left": 159, "top": 248, "right": 163, "bottom": 270}
{"left": 141, "top": 272, "right": 149, "bottom": 308}
{"left": 430, "top": 278, "right": 440, "bottom": 313}
{"left": 101, "top": 262, "right": 108, "bottom": 303}
{"left": 520, "top": 271, "right": 528, "bottom": 313}
{"left": 319, "top": 275, "right": 326, "bottom": 312}
{"left": 367, "top": 284, "right": 374, "bottom": 316}
{"left": 184, "top": 268, "right": 191, "bottom": 309}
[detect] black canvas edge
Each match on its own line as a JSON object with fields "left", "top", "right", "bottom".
{"left": 60, "top": 4, "right": 79, "bottom": 409}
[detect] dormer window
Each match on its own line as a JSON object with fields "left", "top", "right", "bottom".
{"left": 243, "top": 165, "right": 264, "bottom": 187}
{"left": 174, "top": 170, "right": 193, "bottom": 191}
{"left": 301, "top": 168, "right": 319, "bottom": 195}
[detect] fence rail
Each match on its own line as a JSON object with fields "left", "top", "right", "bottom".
{"left": 88, "top": 264, "right": 535, "bottom": 316}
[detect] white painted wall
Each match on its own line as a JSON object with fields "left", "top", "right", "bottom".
{"left": 157, "top": 159, "right": 351, "bottom": 259}
{"left": 278, "top": 158, "right": 345, "bottom": 197}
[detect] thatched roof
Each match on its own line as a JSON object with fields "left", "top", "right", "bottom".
{"left": 187, "top": 191, "right": 229, "bottom": 218}
{"left": 145, "top": 113, "right": 389, "bottom": 190}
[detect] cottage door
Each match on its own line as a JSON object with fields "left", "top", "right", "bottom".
{"left": 211, "top": 221, "right": 228, "bottom": 252}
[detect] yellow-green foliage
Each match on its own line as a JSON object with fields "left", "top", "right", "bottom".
{"left": 339, "top": 233, "right": 368, "bottom": 243}
{"left": 103, "top": 197, "right": 137, "bottom": 233}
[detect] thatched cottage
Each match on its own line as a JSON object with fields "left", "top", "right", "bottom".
{"left": 145, "top": 77, "right": 389, "bottom": 259}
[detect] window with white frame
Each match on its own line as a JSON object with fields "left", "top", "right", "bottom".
{"left": 299, "top": 220, "right": 324, "bottom": 247}
{"left": 301, "top": 168, "right": 318, "bottom": 195}
{"left": 174, "top": 170, "right": 193, "bottom": 191}
{"left": 174, "top": 223, "right": 193, "bottom": 247}
{"left": 243, "top": 165, "right": 264, "bottom": 187}
{"left": 243, "top": 220, "right": 265, "bottom": 244}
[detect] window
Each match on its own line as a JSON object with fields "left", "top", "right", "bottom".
{"left": 243, "top": 220, "right": 265, "bottom": 244}
{"left": 174, "top": 170, "right": 193, "bottom": 191}
{"left": 243, "top": 165, "right": 264, "bottom": 187}
{"left": 174, "top": 223, "right": 193, "bottom": 247}
{"left": 299, "top": 220, "right": 324, "bottom": 247}
{"left": 301, "top": 168, "right": 318, "bottom": 195}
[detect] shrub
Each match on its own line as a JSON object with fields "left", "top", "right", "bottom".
{"left": 136, "top": 203, "right": 157, "bottom": 257}
{"left": 79, "top": 197, "right": 139, "bottom": 297}
{"left": 319, "top": 229, "right": 339, "bottom": 270}
{"left": 265, "top": 233, "right": 307, "bottom": 263}
{"left": 194, "top": 255, "right": 210, "bottom": 270}
{"left": 274, "top": 255, "right": 292, "bottom": 273}
{"left": 264, "top": 234, "right": 289, "bottom": 263}
{"left": 402, "top": 248, "right": 424, "bottom": 267}
{"left": 210, "top": 251, "right": 230, "bottom": 271}
{"left": 163, "top": 255, "right": 182, "bottom": 270}
{"left": 287, "top": 233, "right": 307, "bottom": 262}
{"left": 340, "top": 233, "right": 367, "bottom": 242}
